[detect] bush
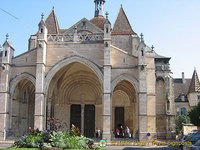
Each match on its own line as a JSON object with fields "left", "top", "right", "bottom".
{"left": 175, "top": 115, "right": 190, "bottom": 134}
{"left": 13, "top": 130, "right": 97, "bottom": 149}
{"left": 188, "top": 101, "right": 200, "bottom": 126}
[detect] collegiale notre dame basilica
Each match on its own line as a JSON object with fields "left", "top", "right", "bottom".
{"left": 0, "top": 0, "right": 199, "bottom": 141}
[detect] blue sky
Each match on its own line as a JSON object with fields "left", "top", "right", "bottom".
{"left": 0, "top": 0, "right": 200, "bottom": 78}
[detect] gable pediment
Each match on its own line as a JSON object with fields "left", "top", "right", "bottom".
{"left": 63, "top": 18, "right": 104, "bottom": 35}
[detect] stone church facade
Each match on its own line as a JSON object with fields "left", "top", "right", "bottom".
{"left": 0, "top": 0, "right": 178, "bottom": 141}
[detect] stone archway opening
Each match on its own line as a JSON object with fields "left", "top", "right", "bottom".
{"left": 47, "top": 62, "right": 102, "bottom": 137}
{"left": 10, "top": 79, "right": 35, "bottom": 137}
{"left": 112, "top": 80, "right": 137, "bottom": 138}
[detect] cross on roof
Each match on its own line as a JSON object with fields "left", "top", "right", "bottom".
{"left": 140, "top": 33, "right": 144, "bottom": 40}
{"left": 151, "top": 45, "right": 154, "bottom": 50}
{"left": 105, "top": 12, "right": 109, "bottom": 19}
{"left": 41, "top": 13, "right": 44, "bottom": 20}
{"left": 6, "top": 33, "right": 9, "bottom": 40}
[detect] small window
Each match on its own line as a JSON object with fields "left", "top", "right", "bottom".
{"left": 197, "top": 95, "right": 200, "bottom": 100}
{"left": 141, "top": 50, "right": 144, "bottom": 56}
{"left": 5, "top": 51, "right": 7, "bottom": 57}
{"left": 41, "top": 28, "right": 43, "bottom": 33}
{"left": 82, "top": 21, "right": 86, "bottom": 26}
{"left": 105, "top": 42, "right": 108, "bottom": 47}
{"left": 180, "top": 107, "right": 187, "bottom": 115}
{"left": 106, "top": 27, "right": 109, "bottom": 33}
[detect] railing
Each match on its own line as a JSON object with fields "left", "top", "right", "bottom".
{"left": 155, "top": 65, "right": 170, "bottom": 71}
{"left": 47, "top": 33, "right": 104, "bottom": 43}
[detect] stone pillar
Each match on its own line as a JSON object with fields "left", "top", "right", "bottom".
{"left": 34, "top": 16, "right": 47, "bottom": 131}
{"left": 146, "top": 51, "right": 156, "bottom": 140}
{"left": 138, "top": 34, "right": 148, "bottom": 141}
{"left": 66, "top": 105, "right": 70, "bottom": 130}
{"left": 0, "top": 66, "right": 10, "bottom": 140}
{"left": 81, "top": 104, "right": 85, "bottom": 135}
{"left": 0, "top": 35, "right": 14, "bottom": 140}
{"left": 102, "top": 13, "right": 112, "bottom": 142}
{"left": 47, "top": 98, "right": 52, "bottom": 130}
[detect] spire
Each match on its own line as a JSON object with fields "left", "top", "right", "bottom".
{"left": 94, "top": 0, "right": 105, "bottom": 17}
{"left": 112, "top": 6, "right": 136, "bottom": 35}
{"left": 45, "top": 8, "right": 60, "bottom": 34}
{"left": 188, "top": 69, "right": 200, "bottom": 93}
{"left": 3, "top": 33, "right": 14, "bottom": 50}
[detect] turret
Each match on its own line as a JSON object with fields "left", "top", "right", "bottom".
{"left": 38, "top": 13, "right": 48, "bottom": 42}
{"left": 94, "top": 0, "right": 105, "bottom": 17}
{"left": 104, "top": 12, "right": 111, "bottom": 40}
{"left": 2, "top": 34, "right": 14, "bottom": 65}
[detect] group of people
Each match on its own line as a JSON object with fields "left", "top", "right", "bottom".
{"left": 116, "top": 125, "right": 131, "bottom": 138}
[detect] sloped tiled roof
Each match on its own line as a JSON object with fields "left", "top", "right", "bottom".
{"left": 112, "top": 6, "right": 136, "bottom": 35}
{"left": 174, "top": 78, "right": 191, "bottom": 99}
{"left": 188, "top": 70, "right": 200, "bottom": 93}
{"left": 90, "top": 16, "right": 105, "bottom": 30}
{"left": 45, "top": 8, "right": 60, "bottom": 34}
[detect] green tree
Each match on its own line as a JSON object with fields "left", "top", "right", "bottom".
{"left": 188, "top": 101, "right": 200, "bottom": 126}
{"left": 176, "top": 115, "right": 190, "bottom": 134}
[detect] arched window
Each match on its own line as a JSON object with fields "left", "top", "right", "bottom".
{"left": 180, "top": 107, "right": 187, "bottom": 115}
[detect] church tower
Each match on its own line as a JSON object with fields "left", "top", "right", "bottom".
{"left": 94, "top": 0, "right": 105, "bottom": 17}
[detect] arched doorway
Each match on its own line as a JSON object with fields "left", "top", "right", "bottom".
{"left": 47, "top": 62, "right": 102, "bottom": 137}
{"left": 10, "top": 79, "right": 35, "bottom": 137}
{"left": 112, "top": 80, "right": 137, "bottom": 138}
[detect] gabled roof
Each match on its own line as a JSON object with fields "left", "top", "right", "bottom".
{"left": 188, "top": 70, "right": 200, "bottom": 93}
{"left": 45, "top": 8, "right": 60, "bottom": 34}
{"left": 112, "top": 6, "right": 136, "bottom": 35}
{"left": 174, "top": 78, "right": 191, "bottom": 100}
{"left": 63, "top": 18, "right": 104, "bottom": 34}
{"left": 3, "top": 39, "right": 14, "bottom": 50}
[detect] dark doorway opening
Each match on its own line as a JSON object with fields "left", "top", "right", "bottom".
{"left": 70, "top": 105, "right": 81, "bottom": 130}
{"left": 84, "top": 105, "right": 95, "bottom": 137}
{"left": 115, "top": 107, "right": 124, "bottom": 130}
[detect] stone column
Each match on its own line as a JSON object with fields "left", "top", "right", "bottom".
{"left": 138, "top": 35, "right": 148, "bottom": 142}
{"left": 0, "top": 66, "right": 10, "bottom": 140}
{"left": 81, "top": 104, "right": 85, "bottom": 135}
{"left": 34, "top": 16, "right": 47, "bottom": 131}
{"left": 103, "top": 14, "right": 112, "bottom": 142}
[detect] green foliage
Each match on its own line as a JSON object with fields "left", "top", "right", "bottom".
{"left": 14, "top": 130, "right": 95, "bottom": 149}
{"left": 175, "top": 115, "right": 191, "bottom": 134}
{"left": 188, "top": 101, "right": 200, "bottom": 126}
{"left": 71, "top": 127, "right": 81, "bottom": 136}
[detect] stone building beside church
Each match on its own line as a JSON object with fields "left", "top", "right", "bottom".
{"left": 0, "top": 0, "right": 183, "bottom": 141}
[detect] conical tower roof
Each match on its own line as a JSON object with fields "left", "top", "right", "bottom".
{"left": 188, "top": 69, "right": 200, "bottom": 93}
{"left": 45, "top": 8, "right": 60, "bottom": 34}
{"left": 112, "top": 6, "right": 136, "bottom": 35}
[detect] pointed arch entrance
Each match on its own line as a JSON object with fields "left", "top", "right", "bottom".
{"left": 46, "top": 57, "right": 103, "bottom": 137}
{"left": 10, "top": 79, "right": 35, "bottom": 137}
{"left": 112, "top": 78, "right": 138, "bottom": 138}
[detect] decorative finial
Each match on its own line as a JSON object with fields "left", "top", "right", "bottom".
{"left": 6, "top": 33, "right": 9, "bottom": 40}
{"left": 121, "top": 4, "right": 123, "bottom": 8}
{"left": 105, "top": 12, "right": 109, "bottom": 19}
{"left": 194, "top": 66, "right": 196, "bottom": 71}
{"left": 41, "top": 13, "right": 44, "bottom": 20}
{"left": 151, "top": 45, "right": 154, "bottom": 51}
{"left": 140, "top": 33, "right": 144, "bottom": 41}
{"left": 52, "top": 6, "right": 54, "bottom": 10}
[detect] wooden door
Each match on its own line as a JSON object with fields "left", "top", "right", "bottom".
{"left": 70, "top": 105, "right": 81, "bottom": 130}
{"left": 84, "top": 105, "right": 95, "bottom": 137}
